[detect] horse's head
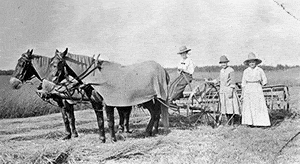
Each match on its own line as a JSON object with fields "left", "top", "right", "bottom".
{"left": 9, "top": 49, "right": 42, "bottom": 89}
{"left": 47, "top": 48, "right": 81, "bottom": 85}
{"left": 46, "top": 48, "right": 69, "bottom": 84}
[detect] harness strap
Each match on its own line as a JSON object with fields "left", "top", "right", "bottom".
{"left": 78, "top": 66, "right": 99, "bottom": 81}
{"left": 77, "top": 60, "right": 104, "bottom": 82}
{"left": 77, "top": 60, "right": 95, "bottom": 80}
{"left": 156, "top": 98, "right": 171, "bottom": 108}
{"left": 51, "top": 58, "right": 105, "bottom": 104}
{"left": 65, "top": 64, "right": 83, "bottom": 84}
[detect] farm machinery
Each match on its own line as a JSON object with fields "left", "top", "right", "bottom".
{"left": 169, "top": 79, "right": 290, "bottom": 126}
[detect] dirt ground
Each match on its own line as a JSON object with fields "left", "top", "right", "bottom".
{"left": 0, "top": 87, "right": 299, "bottom": 164}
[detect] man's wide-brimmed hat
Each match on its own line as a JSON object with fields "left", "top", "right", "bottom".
{"left": 177, "top": 46, "right": 191, "bottom": 54}
{"left": 219, "top": 55, "right": 229, "bottom": 63}
{"left": 244, "top": 52, "right": 262, "bottom": 65}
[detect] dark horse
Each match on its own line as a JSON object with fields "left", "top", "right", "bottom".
{"left": 9, "top": 49, "right": 130, "bottom": 142}
{"left": 44, "top": 49, "right": 133, "bottom": 134}
{"left": 46, "top": 48, "right": 170, "bottom": 142}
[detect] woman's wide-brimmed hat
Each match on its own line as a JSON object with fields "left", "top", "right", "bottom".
{"left": 244, "top": 52, "right": 262, "bottom": 65}
{"left": 177, "top": 46, "right": 191, "bottom": 54}
{"left": 219, "top": 55, "right": 230, "bottom": 63}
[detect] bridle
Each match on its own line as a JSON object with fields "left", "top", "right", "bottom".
{"left": 14, "top": 54, "right": 42, "bottom": 83}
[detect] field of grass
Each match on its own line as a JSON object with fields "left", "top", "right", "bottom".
{"left": 0, "top": 76, "right": 58, "bottom": 118}
{"left": 0, "top": 76, "right": 92, "bottom": 119}
{"left": 0, "top": 76, "right": 63, "bottom": 118}
{"left": 0, "top": 67, "right": 299, "bottom": 163}
{"left": 0, "top": 86, "right": 299, "bottom": 163}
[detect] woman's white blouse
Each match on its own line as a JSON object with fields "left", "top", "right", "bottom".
{"left": 241, "top": 67, "right": 267, "bottom": 87}
{"left": 177, "top": 58, "right": 195, "bottom": 75}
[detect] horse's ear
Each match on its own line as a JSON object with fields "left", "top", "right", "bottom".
{"left": 27, "top": 49, "right": 30, "bottom": 53}
{"left": 56, "top": 49, "right": 59, "bottom": 53}
{"left": 29, "top": 49, "right": 33, "bottom": 55}
{"left": 61, "top": 48, "right": 68, "bottom": 58}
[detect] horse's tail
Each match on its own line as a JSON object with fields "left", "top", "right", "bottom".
{"left": 157, "top": 98, "right": 169, "bottom": 130}
{"left": 164, "top": 68, "right": 171, "bottom": 102}
{"left": 163, "top": 69, "right": 170, "bottom": 130}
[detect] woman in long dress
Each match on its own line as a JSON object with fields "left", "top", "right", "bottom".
{"left": 241, "top": 52, "right": 271, "bottom": 127}
{"left": 218, "top": 55, "right": 241, "bottom": 125}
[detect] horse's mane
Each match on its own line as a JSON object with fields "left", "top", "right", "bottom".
{"left": 65, "top": 53, "right": 93, "bottom": 67}
{"left": 65, "top": 53, "right": 122, "bottom": 72}
{"left": 32, "top": 54, "right": 51, "bottom": 68}
{"left": 31, "top": 54, "right": 52, "bottom": 78}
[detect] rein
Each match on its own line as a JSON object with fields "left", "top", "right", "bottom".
{"left": 76, "top": 60, "right": 104, "bottom": 83}
{"left": 47, "top": 58, "right": 104, "bottom": 105}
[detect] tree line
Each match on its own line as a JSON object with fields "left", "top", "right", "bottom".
{"left": 0, "top": 70, "right": 14, "bottom": 75}
{"left": 166, "top": 64, "right": 300, "bottom": 72}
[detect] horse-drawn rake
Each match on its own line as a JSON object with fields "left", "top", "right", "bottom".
{"left": 236, "top": 83, "right": 290, "bottom": 111}
{"left": 169, "top": 79, "right": 290, "bottom": 127}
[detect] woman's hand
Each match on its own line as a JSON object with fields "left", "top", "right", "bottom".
{"left": 240, "top": 87, "right": 245, "bottom": 103}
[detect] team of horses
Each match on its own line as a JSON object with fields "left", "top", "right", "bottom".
{"left": 10, "top": 48, "right": 170, "bottom": 143}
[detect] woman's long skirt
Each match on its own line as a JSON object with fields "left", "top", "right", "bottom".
{"left": 242, "top": 83, "right": 271, "bottom": 126}
{"left": 168, "top": 72, "right": 192, "bottom": 102}
{"left": 219, "top": 88, "right": 241, "bottom": 115}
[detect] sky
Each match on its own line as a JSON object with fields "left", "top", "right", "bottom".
{"left": 0, "top": 0, "right": 300, "bottom": 70}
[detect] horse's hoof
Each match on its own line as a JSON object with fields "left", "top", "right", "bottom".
{"left": 145, "top": 132, "right": 152, "bottom": 137}
{"left": 110, "top": 137, "right": 117, "bottom": 143}
{"left": 117, "top": 126, "right": 125, "bottom": 133}
{"left": 99, "top": 136, "right": 106, "bottom": 143}
{"left": 72, "top": 132, "right": 79, "bottom": 138}
{"left": 116, "top": 133, "right": 126, "bottom": 141}
{"left": 62, "top": 135, "right": 71, "bottom": 140}
{"left": 126, "top": 130, "right": 133, "bottom": 134}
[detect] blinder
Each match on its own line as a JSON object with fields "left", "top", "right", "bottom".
{"left": 14, "top": 55, "right": 42, "bottom": 82}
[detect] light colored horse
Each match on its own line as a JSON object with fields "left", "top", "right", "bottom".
{"left": 48, "top": 48, "right": 170, "bottom": 141}
{"left": 9, "top": 49, "right": 108, "bottom": 141}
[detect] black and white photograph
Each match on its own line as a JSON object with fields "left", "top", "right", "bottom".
{"left": 0, "top": 0, "right": 300, "bottom": 163}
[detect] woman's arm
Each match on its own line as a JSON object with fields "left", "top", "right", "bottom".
{"left": 241, "top": 69, "right": 246, "bottom": 88}
{"left": 228, "top": 69, "right": 236, "bottom": 98}
{"left": 260, "top": 68, "right": 268, "bottom": 86}
{"left": 241, "top": 70, "right": 246, "bottom": 100}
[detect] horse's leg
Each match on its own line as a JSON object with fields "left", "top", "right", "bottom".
{"left": 64, "top": 101, "right": 78, "bottom": 137}
{"left": 117, "top": 107, "right": 125, "bottom": 133}
{"left": 106, "top": 105, "right": 117, "bottom": 142}
{"left": 57, "top": 100, "right": 72, "bottom": 140}
{"left": 153, "top": 100, "right": 161, "bottom": 135}
{"left": 142, "top": 100, "right": 155, "bottom": 137}
{"left": 124, "top": 106, "right": 132, "bottom": 133}
{"left": 91, "top": 100, "right": 106, "bottom": 143}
